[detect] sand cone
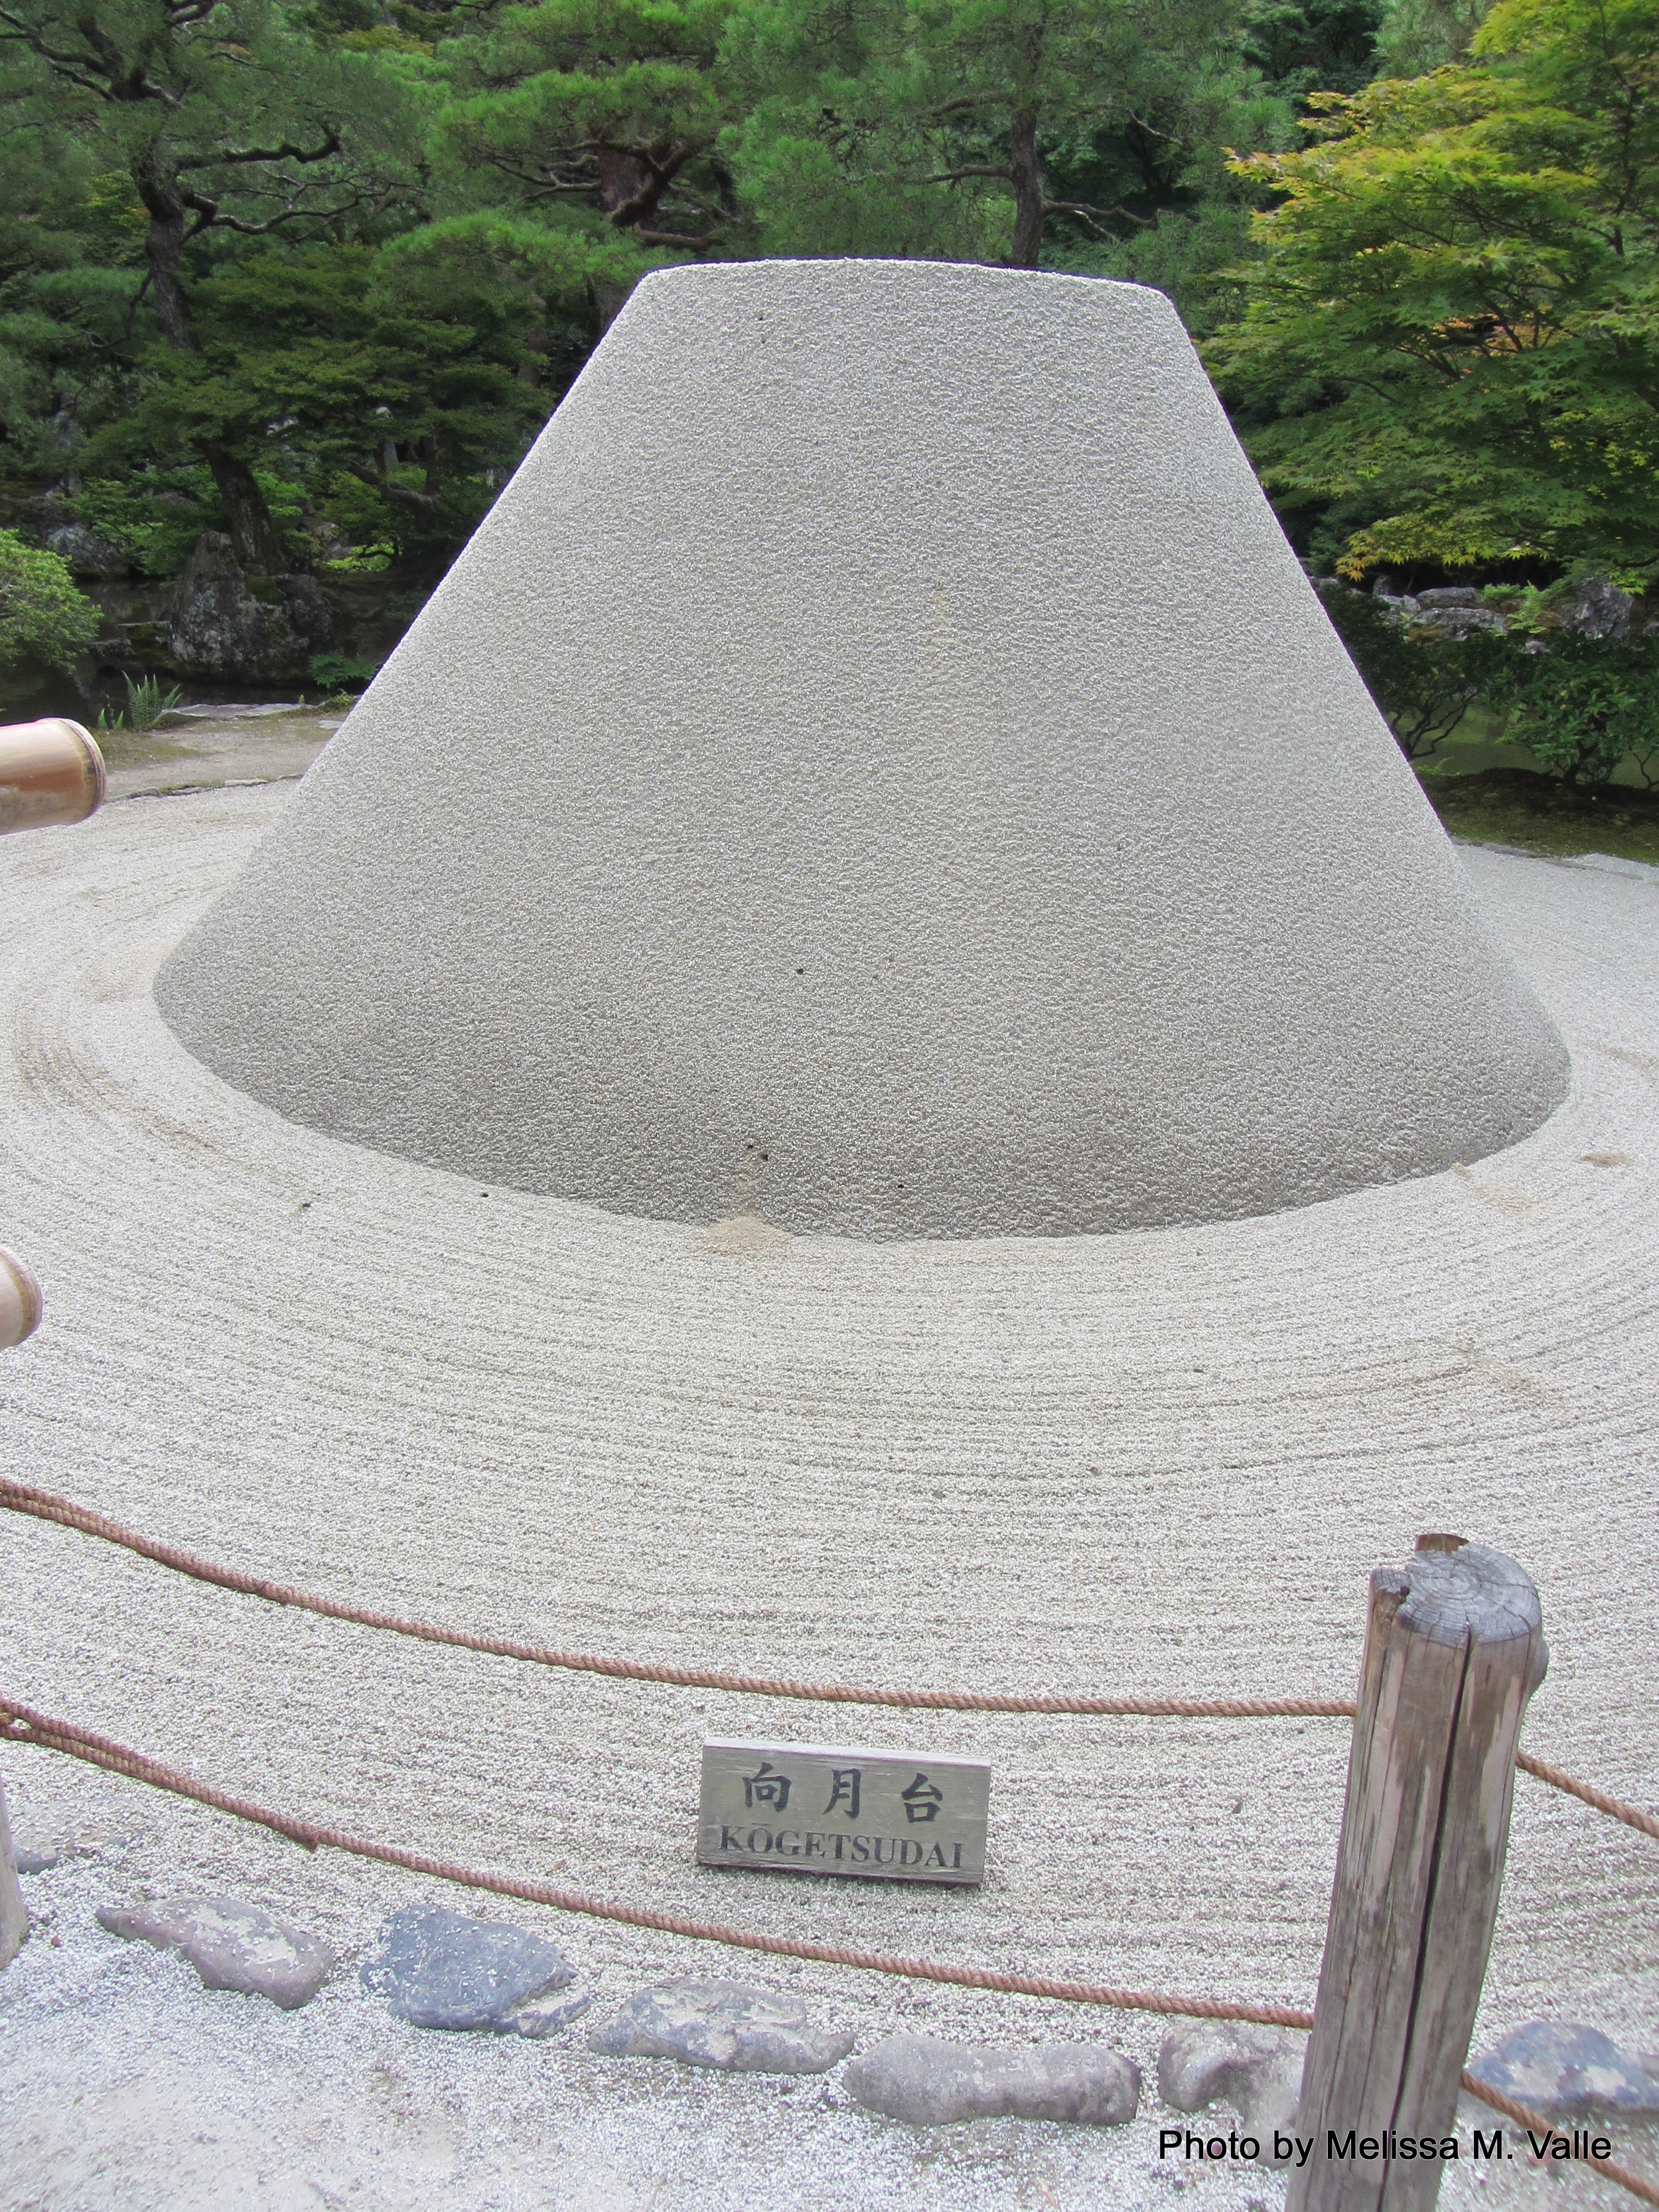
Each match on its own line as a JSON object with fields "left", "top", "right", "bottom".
{"left": 158, "top": 261, "right": 1565, "bottom": 1239}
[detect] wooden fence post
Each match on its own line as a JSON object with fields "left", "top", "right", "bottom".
{"left": 0, "top": 1775, "right": 27, "bottom": 1968}
{"left": 1286, "top": 1533, "right": 1547, "bottom": 2212}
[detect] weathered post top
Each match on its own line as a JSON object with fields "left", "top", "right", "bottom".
{"left": 1379, "top": 1534, "right": 1547, "bottom": 1681}
{"left": 1289, "top": 1534, "right": 1547, "bottom": 2212}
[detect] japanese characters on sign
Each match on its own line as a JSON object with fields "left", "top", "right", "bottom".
{"left": 697, "top": 1739, "right": 991, "bottom": 1886}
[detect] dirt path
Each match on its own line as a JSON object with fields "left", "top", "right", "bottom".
{"left": 98, "top": 707, "right": 342, "bottom": 800}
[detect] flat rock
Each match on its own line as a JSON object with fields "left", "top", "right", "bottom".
{"left": 502, "top": 1983, "right": 592, "bottom": 2038}
{"left": 12, "top": 1820, "right": 130, "bottom": 1875}
{"left": 163, "top": 702, "right": 305, "bottom": 721}
{"left": 98, "top": 1895, "right": 333, "bottom": 2010}
{"left": 844, "top": 2035, "right": 1140, "bottom": 2125}
{"left": 587, "top": 1978, "right": 854, "bottom": 2073}
{"left": 1468, "top": 2024, "right": 1659, "bottom": 2118}
{"left": 1158, "top": 2022, "right": 1307, "bottom": 2161}
{"left": 360, "top": 1904, "right": 578, "bottom": 2032}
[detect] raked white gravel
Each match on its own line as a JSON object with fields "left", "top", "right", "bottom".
{"left": 0, "top": 783, "right": 1654, "bottom": 2210}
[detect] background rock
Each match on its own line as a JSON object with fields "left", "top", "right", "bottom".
{"left": 359, "top": 1903, "right": 577, "bottom": 2031}
{"left": 587, "top": 1978, "right": 855, "bottom": 2073}
{"left": 1411, "top": 603, "right": 1506, "bottom": 638}
{"left": 98, "top": 1895, "right": 334, "bottom": 2010}
{"left": 45, "top": 523, "right": 130, "bottom": 579}
{"left": 1368, "top": 585, "right": 1506, "bottom": 638}
{"left": 844, "top": 2035, "right": 1141, "bottom": 2125}
{"left": 1556, "top": 577, "right": 1634, "bottom": 641}
{"left": 167, "top": 533, "right": 332, "bottom": 680}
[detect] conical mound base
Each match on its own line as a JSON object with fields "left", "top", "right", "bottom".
{"left": 158, "top": 261, "right": 1567, "bottom": 1238}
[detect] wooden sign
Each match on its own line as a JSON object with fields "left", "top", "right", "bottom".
{"left": 697, "top": 1738, "right": 990, "bottom": 1886}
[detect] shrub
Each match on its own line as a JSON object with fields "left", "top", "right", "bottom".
{"left": 309, "top": 651, "right": 378, "bottom": 693}
{"left": 1318, "top": 584, "right": 1498, "bottom": 759}
{"left": 96, "top": 674, "right": 184, "bottom": 733}
{"left": 1482, "top": 631, "right": 1659, "bottom": 788}
{"left": 0, "top": 531, "right": 100, "bottom": 672}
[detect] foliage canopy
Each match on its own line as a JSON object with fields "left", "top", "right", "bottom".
{"left": 1, "top": 0, "right": 1653, "bottom": 788}
{"left": 1210, "top": 0, "right": 1659, "bottom": 587}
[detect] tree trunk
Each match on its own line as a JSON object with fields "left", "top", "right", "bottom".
{"left": 596, "top": 145, "right": 689, "bottom": 231}
{"left": 206, "top": 454, "right": 292, "bottom": 577}
{"left": 1008, "top": 104, "right": 1045, "bottom": 269}
{"left": 133, "top": 155, "right": 292, "bottom": 575}
{"left": 135, "top": 155, "right": 199, "bottom": 354}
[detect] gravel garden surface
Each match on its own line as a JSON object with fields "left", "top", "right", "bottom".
{"left": 0, "top": 783, "right": 1653, "bottom": 2209}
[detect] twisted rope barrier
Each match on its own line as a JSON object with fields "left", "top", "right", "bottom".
{"left": 1510, "top": 1748, "right": 1659, "bottom": 1840}
{"left": 0, "top": 1694, "right": 1316, "bottom": 2029}
{"left": 1453, "top": 2078, "right": 1659, "bottom": 2210}
{"left": 0, "top": 1478, "right": 1347, "bottom": 1716}
{"left": 3, "top": 1478, "right": 1654, "bottom": 1840}
{"left": 3, "top": 1694, "right": 1655, "bottom": 2208}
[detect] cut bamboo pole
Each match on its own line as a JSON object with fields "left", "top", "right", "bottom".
{"left": 0, "top": 1244, "right": 42, "bottom": 1350}
{"left": 1287, "top": 1533, "right": 1547, "bottom": 2212}
{"left": 0, "top": 717, "right": 106, "bottom": 835}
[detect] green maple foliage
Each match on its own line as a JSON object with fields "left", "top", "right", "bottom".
{"left": 1208, "top": 0, "right": 1659, "bottom": 585}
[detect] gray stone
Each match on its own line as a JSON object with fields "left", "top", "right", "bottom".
{"left": 844, "top": 2034, "right": 1141, "bottom": 2125}
{"left": 1158, "top": 2022, "right": 1308, "bottom": 2163}
{"left": 1363, "top": 581, "right": 1508, "bottom": 638}
{"left": 1408, "top": 603, "right": 1506, "bottom": 638}
{"left": 502, "top": 1982, "right": 592, "bottom": 2038}
{"left": 587, "top": 1977, "right": 855, "bottom": 2073}
{"left": 1467, "top": 2023, "right": 1659, "bottom": 2118}
{"left": 98, "top": 1895, "right": 334, "bottom": 2009}
{"left": 1556, "top": 577, "right": 1634, "bottom": 641}
{"left": 10, "top": 1814, "right": 131, "bottom": 1874}
{"left": 45, "top": 523, "right": 130, "bottom": 579}
{"left": 159, "top": 259, "right": 1567, "bottom": 1244}
{"left": 167, "top": 533, "right": 332, "bottom": 680}
{"left": 359, "top": 1903, "right": 578, "bottom": 2032}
